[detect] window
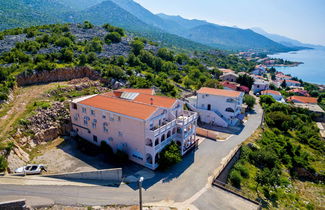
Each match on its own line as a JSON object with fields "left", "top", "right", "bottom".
{"left": 226, "top": 98, "right": 234, "bottom": 103}
{"left": 207, "top": 104, "right": 211, "bottom": 110}
{"left": 82, "top": 107, "right": 86, "bottom": 113}
{"left": 109, "top": 114, "right": 114, "bottom": 121}
{"left": 117, "top": 116, "right": 121, "bottom": 121}
{"left": 91, "top": 110, "right": 95, "bottom": 116}
{"left": 84, "top": 116, "right": 90, "bottom": 125}
{"left": 93, "top": 135, "right": 98, "bottom": 142}
{"left": 72, "top": 103, "right": 77, "bottom": 110}
{"left": 225, "top": 107, "right": 235, "bottom": 113}
{"left": 102, "top": 114, "right": 106, "bottom": 119}
{"left": 118, "top": 131, "right": 123, "bottom": 137}
{"left": 92, "top": 119, "right": 97, "bottom": 129}
{"left": 103, "top": 122, "right": 108, "bottom": 133}
{"left": 73, "top": 113, "right": 79, "bottom": 121}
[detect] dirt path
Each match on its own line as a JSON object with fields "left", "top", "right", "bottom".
{"left": 0, "top": 82, "right": 67, "bottom": 140}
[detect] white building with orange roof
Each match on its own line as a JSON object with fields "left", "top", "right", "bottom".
{"left": 189, "top": 87, "right": 244, "bottom": 127}
{"left": 70, "top": 89, "right": 198, "bottom": 170}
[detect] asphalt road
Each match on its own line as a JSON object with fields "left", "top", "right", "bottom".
{"left": 0, "top": 103, "right": 262, "bottom": 209}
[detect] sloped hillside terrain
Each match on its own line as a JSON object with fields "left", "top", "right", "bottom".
{"left": 0, "top": 22, "right": 256, "bottom": 172}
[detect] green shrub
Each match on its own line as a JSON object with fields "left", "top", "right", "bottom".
{"left": 131, "top": 40, "right": 144, "bottom": 55}
{"left": 0, "top": 155, "right": 8, "bottom": 172}
{"left": 229, "top": 170, "right": 242, "bottom": 188}
{"left": 82, "top": 21, "right": 94, "bottom": 29}
{"left": 55, "top": 37, "right": 73, "bottom": 47}
{"left": 244, "top": 95, "right": 256, "bottom": 109}
{"left": 105, "top": 32, "right": 121, "bottom": 43}
{"left": 234, "top": 163, "right": 249, "bottom": 178}
{"left": 158, "top": 141, "right": 182, "bottom": 169}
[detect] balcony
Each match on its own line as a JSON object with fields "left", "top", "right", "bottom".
{"left": 147, "top": 120, "right": 177, "bottom": 138}
{"left": 145, "top": 135, "right": 174, "bottom": 154}
{"left": 176, "top": 111, "right": 198, "bottom": 127}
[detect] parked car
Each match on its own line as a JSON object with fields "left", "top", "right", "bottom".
{"left": 14, "top": 164, "right": 47, "bottom": 175}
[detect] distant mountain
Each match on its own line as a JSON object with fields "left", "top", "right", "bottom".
{"left": 0, "top": 0, "right": 295, "bottom": 52}
{"left": 250, "top": 27, "right": 324, "bottom": 50}
{"left": 57, "top": 0, "right": 104, "bottom": 11}
{"left": 110, "top": 0, "right": 293, "bottom": 52}
{"left": 157, "top": 14, "right": 293, "bottom": 52}
{"left": 65, "top": 1, "right": 210, "bottom": 51}
{"left": 0, "top": 0, "right": 70, "bottom": 31}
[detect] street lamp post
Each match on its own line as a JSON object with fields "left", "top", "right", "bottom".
{"left": 138, "top": 176, "right": 144, "bottom": 210}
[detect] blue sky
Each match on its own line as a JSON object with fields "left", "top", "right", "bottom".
{"left": 134, "top": 0, "right": 325, "bottom": 46}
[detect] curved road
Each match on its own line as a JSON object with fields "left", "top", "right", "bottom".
{"left": 0, "top": 104, "right": 263, "bottom": 209}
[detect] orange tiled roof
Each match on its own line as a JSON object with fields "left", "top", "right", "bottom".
{"left": 116, "top": 88, "right": 155, "bottom": 95}
{"left": 79, "top": 95, "right": 158, "bottom": 120}
{"left": 133, "top": 94, "right": 177, "bottom": 108}
{"left": 261, "top": 90, "right": 281, "bottom": 96}
{"left": 287, "top": 96, "right": 317, "bottom": 104}
{"left": 220, "top": 68, "right": 234, "bottom": 74}
{"left": 286, "top": 80, "right": 301, "bottom": 84}
{"left": 197, "top": 87, "right": 242, "bottom": 97}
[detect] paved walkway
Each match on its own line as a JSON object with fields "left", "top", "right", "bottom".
{"left": 0, "top": 103, "right": 263, "bottom": 209}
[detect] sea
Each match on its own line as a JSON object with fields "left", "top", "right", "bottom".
{"left": 269, "top": 48, "right": 325, "bottom": 85}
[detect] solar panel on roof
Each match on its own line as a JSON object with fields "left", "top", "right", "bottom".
{"left": 120, "top": 92, "right": 139, "bottom": 100}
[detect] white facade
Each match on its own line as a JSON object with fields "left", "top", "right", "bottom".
{"left": 192, "top": 88, "right": 244, "bottom": 127}
{"left": 70, "top": 90, "right": 198, "bottom": 170}
{"left": 252, "top": 80, "right": 270, "bottom": 94}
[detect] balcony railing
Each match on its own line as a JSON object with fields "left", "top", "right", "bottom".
{"left": 148, "top": 120, "right": 177, "bottom": 138}
{"left": 176, "top": 111, "right": 197, "bottom": 126}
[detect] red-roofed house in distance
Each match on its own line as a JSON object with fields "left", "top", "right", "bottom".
{"left": 285, "top": 80, "right": 301, "bottom": 87}
{"left": 70, "top": 89, "right": 198, "bottom": 170}
{"left": 220, "top": 81, "right": 238, "bottom": 91}
{"left": 288, "top": 89, "right": 310, "bottom": 97}
{"left": 188, "top": 87, "right": 244, "bottom": 127}
{"left": 287, "top": 96, "right": 318, "bottom": 104}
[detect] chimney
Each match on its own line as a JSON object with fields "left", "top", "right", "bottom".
{"left": 150, "top": 97, "right": 154, "bottom": 105}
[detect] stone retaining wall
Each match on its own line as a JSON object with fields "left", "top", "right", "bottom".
{"left": 16, "top": 67, "right": 101, "bottom": 86}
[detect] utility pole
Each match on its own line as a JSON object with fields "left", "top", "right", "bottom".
{"left": 138, "top": 176, "right": 144, "bottom": 210}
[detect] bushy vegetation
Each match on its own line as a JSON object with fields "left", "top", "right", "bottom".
{"left": 0, "top": 22, "right": 256, "bottom": 101}
{"left": 158, "top": 141, "right": 182, "bottom": 170}
{"left": 244, "top": 95, "right": 256, "bottom": 109}
{"left": 228, "top": 98, "right": 325, "bottom": 208}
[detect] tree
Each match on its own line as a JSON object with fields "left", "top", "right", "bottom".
{"left": 79, "top": 53, "right": 87, "bottom": 65}
{"left": 60, "top": 48, "right": 74, "bottom": 63}
{"left": 281, "top": 80, "right": 287, "bottom": 88}
{"left": 244, "top": 95, "right": 256, "bottom": 109}
{"left": 203, "top": 79, "right": 223, "bottom": 89}
{"left": 158, "top": 141, "right": 182, "bottom": 169}
{"left": 0, "top": 155, "right": 8, "bottom": 172}
{"left": 82, "top": 21, "right": 93, "bottom": 29}
{"left": 105, "top": 32, "right": 121, "bottom": 43}
{"left": 157, "top": 48, "right": 174, "bottom": 61}
{"left": 260, "top": 95, "right": 276, "bottom": 106}
{"left": 318, "top": 95, "right": 323, "bottom": 103}
{"left": 131, "top": 40, "right": 144, "bottom": 55}
{"left": 237, "top": 74, "right": 254, "bottom": 90}
{"left": 229, "top": 170, "right": 242, "bottom": 188}
{"left": 55, "top": 37, "right": 73, "bottom": 47}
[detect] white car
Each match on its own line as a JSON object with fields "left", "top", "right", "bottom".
{"left": 14, "top": 164, "right": 47, "bottom": 175}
